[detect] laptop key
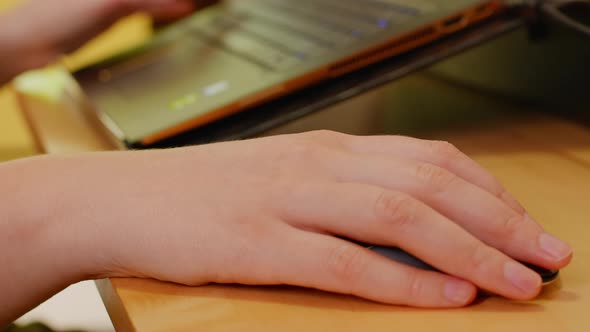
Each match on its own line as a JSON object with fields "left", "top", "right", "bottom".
{"left": 260, "top": 0, "right": 373, "bottom": 39}
{"left": 278, "top": 0, "right": 386, "bottom": 35}
{"left": 188, "top": 13, "right": 302, "bottom": 71}
{"left": 235, "top": 2, "right": 354, "bottom": 46}
{"left": 218, "top": 31, "right": 302, "bottom": 71}
{"left": 316, "top": 0, "right": 412, "bottom": 27}
{"left": 239, "top": 20, "right": 328, "bottom": 58}
{"left": 214, "top": 13, "right": 329, "bottom": 58}
{"left": 366, "top": 0, "right": 432, "bottom": 16}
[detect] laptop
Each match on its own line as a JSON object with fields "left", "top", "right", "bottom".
{"left": 74, "top": 0, "right": 511, "bottom": 148}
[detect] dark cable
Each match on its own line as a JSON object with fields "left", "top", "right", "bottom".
{"left": 540, "top": 0, "right": 590, "bottom": 37}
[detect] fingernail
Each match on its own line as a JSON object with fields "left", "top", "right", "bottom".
{"left": 504, "top": 261, "right": 541, "bottom": 294}
{"left": 444, "top": 279, "right": 474, "bottom": 305}
{"left": 539, "top": 233, "right": 572, "bottom": 261}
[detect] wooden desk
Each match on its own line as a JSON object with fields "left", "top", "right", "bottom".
{"left": 16, "top": 71, "right": 590, "bottom": 331}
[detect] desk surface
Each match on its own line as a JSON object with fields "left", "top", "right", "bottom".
{"left": 16, "top": 69, "right": 590, "bottom": 331}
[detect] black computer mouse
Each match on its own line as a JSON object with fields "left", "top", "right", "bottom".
{"left": 365, "top": 245, "right": 559, "bottom": 285}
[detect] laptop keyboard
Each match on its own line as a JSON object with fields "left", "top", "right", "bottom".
{"left": 186, "top": 0, "right": 427, "bottom": 71}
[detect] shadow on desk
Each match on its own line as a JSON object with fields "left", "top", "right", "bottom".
{"left": 110, "top": 277, "right": 576, "bottom": 313}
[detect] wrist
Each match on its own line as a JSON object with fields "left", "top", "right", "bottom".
{"left": 1, "top": 155, "right": 106, "bottom": 283}
{"left": 0, "top": 154, "right": 114, "bottom": 323}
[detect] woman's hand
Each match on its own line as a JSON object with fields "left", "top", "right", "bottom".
{"left": 41, "top": 132, "right": 574, "bottom": 305}
{"left": 0, "top": 0, "right": 215, "bottom": 84}
{"left": 1, "top": 131, "right": 573, "bottom": 324}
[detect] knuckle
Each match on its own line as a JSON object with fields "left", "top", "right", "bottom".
{"left": 497, "top": 189, "right": 526, "bottom": 215}
{"left": 497, "top": 188, "right": 511, "bottom": 202}
{"left": 488, "top": 185, "right": 509, "bottom": 203}
{"left": 374, "top": 191, "right": 419, "bottom": 230}
{"left": 325, "top": 244, "right": 367, "bottom": 284}
{"left": 395, "top": 268, "right": 425, "bottom": 304}
{"left": 406, "top": 270, "right": 426, "bottom": 300}
{"left": 272, "top": 132, "right": 345, "bottom": 178}
{"left": 307, "top": 129, "right": 342, "bottom": 141}
{"left": 288, "top": 139, "right": 323, "bottom": 163}
{"left": 497, "top": 213, "right": 524, "bottom": 237}
{"left": 466, "top": 244, "right": 495, "bottom": 276}
{"left": 429, "top": 140, "right": 462, "bottom": 161}
{"left": 304, "top": 130, "right": 349, "bottom": 149}
{"left": 414, "top": 163, "right": 457, "bottom": 192}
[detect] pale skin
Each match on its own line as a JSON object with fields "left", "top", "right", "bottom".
{"left": 0, "top": 0, "right": 573, "bottom": 327}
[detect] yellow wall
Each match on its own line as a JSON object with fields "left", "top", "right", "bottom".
{"left": 0, "top": 0, "right": 20, "bottom": 10}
